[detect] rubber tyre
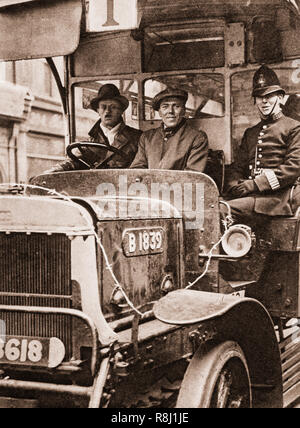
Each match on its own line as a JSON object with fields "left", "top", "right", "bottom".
{"left": 176, "top": 341, "right": 252, "bottom": 408}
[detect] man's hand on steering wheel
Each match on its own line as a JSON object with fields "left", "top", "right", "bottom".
{"left": 66, "top": 142, "right": 131, "bottom": 169}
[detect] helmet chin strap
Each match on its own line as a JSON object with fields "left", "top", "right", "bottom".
{"left": 259, "top": 95, "right": 281, "bottom": 120}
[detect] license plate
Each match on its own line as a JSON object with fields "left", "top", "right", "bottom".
{"left": 122, "top": 227, "right": 165, "bottom": 257}
{"left": 0, "top": 336, "right": 65, "bottom": 368}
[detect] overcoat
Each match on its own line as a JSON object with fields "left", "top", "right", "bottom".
{"left": 130, "top": 120, "right": 208, "bottom": 172}
{"left": 47, "top": 120, "right": 141, "bottom": 172}
{"left": 226, "top": 113, "right": 300, "bottom": 216}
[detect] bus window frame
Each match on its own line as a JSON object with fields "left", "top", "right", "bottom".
{"left": 67, "top": 67, "right": 231, "bottom": 161}
{"left": 67, "top": 59, "right": 300, "bottom": 165}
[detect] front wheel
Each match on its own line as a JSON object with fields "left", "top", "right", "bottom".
{"left": 176, "top": 341, "right": 252, "bottom": 408}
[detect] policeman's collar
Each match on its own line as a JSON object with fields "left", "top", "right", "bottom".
{"left": 260, "top": 110, "right": 284, "bottom": 123}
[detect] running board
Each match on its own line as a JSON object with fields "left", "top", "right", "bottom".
{"left": 280, "top": 325, "right": 300, "bottom": 408}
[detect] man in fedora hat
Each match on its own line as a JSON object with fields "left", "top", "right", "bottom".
{"left": 130, "top": 87, "right": 208, "bottom": 171}
{"left": 223, "top": 65, "right": 300, "bottom": 227}
{"left": 45, "top": 83, "right": 142, "bottom": 172}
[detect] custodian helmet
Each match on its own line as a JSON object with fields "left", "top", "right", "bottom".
{"left": 252, "top": 65, "right": 285, "bottom": 98}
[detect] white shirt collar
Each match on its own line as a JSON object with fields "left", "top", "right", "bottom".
{"left": 100, "top": 122, "right": 122, "bottom": 145}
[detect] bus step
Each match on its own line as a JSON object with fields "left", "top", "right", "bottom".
{"left": 0, "top": 396, "right": 38, "bottom": 408}
{"left": 280, "top": 326, "right": 300, "bottom": 408}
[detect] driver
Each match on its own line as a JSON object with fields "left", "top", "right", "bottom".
{"left": 45, "top": 84, "right": 142, "bottom": 172}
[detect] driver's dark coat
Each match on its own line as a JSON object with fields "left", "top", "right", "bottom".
{"left": 46, "top": 120, "right": 141, "bottom": 172}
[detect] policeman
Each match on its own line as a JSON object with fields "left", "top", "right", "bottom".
{"left": 224, "top": 65, "right": 300, "bottom": 227}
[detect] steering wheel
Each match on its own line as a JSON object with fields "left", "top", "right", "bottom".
{"left": 66, "top": 142, "right": 131, "bottom": 169}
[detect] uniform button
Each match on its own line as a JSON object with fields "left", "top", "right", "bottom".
{"left": 249, "top": 165, "right": 253, "bottom": 170}
{"left": 256, "top": 161, "right": 261, "bottom": 166}
{"left": 249, "top": 176, "right": 252, "bottom": 179}
{"left": 258, "top": 147, "right": 262, "bottom": 151}
{"left": 258, "top": 154, "right": 263, "bottom": 158}
{"left": 260, "top": 132, "right": 264, "bottom": 136}
{"left": 263, "top": 125, "right": 268, "bottom": 130}
{"left": 258, "top": 139, "right": 263, "bottom": 144}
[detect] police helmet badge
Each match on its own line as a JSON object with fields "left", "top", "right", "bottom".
{"left": 252, "top": 65, "right": 285, "bottom": 98}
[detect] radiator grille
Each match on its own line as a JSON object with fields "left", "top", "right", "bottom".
{"left": 0, "top": 311, "right": 72, "bottom": 360}
{"left": 0, "top": 232, "right": 73, "bottom": 360}
{"left": 0, "top": 295, "right": 72, "bottom": 308}
{"left": 0, "top": 233, "right": 72, "bottom": 298}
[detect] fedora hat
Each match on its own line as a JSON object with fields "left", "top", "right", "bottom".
{"left": 90, "top": 83, "right": 129, "bottom": 112}
{"left": 152, "top": 87, "right": 188, "bottom": 111}
{"left": 252, "top": 65, "right": 285, "bottom": 98}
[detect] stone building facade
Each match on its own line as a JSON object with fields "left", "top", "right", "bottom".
{"left": 0, "top": 58, "right": 74, "bottom": 183}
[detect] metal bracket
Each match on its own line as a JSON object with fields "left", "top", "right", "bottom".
{"left": 131, "top": 312, "right": 142, "bottom": 357}
{"left": 199, "top": 253, "right": 244, "bottom": 261}
{"left": 46, "top": 57, "right": 67, "bottom": 114}
{"left": 189, "top": 324, "right": 218, "bottom": 352}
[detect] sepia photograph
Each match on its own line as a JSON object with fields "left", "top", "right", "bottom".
{"left": 0, "top": 0, "right": 300, "bottom": 414}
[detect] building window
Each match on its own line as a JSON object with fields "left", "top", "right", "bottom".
{"left": 0, "top": 63, "right": 5, "bottom": 80}
{"left": 144, "top": 74, "right": 225, "bottom": 120}
{"left": 42, "top": 61, "right": 52, "bottom": 97}
{"left": 4, "top": 62, "right": 16, "bottom": 83}
{"left": 1, "top": 59, "right": 62, "bottom": 101}
{"left": 9, "top": 59, "right": 54, "bottom": 99}
{"left": 30, "top": 59, "right": 52, "bottom": 98}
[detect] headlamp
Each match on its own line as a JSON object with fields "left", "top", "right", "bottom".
{"left": 221, "top": 224, "right": 252, "bottom": 258}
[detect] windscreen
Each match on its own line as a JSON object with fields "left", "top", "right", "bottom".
{"left": 144, "top": 74, "right": 225, "bottom": 121}
{"left": 72, "top": 73, "right": 226, "bottom": 155}
{"left": 72, "top": 74, "right": 225, "bottom": 139}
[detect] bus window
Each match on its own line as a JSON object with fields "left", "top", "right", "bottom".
{"left": 144, "top": 21, "right": 225, "bottom": 72}
{"left": 144, "top": 74, "right": 225, "bottom": 120}
{"left": 231, "top": 67, "right": 300, "bottom": 157}
{"left": 73, "top": 79, "right": 139, "bottom": 140}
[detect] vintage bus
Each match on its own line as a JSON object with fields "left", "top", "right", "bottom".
{"left": 0, "top": 0, "right": 299, "bottom": 408}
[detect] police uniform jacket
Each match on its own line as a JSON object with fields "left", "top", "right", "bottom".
{"left": 130, "top": 120, "right": 208, "bottom": 172}
{"left": 227, "top": 113, "right": 300, "bottom": 216}
{"left": 47, "top": 120, "right": 142, "bottom": 172}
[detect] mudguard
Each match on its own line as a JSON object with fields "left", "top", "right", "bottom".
{"left": 154, "top": 290, "right": 283, "bottom": 408}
